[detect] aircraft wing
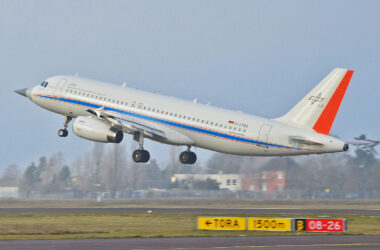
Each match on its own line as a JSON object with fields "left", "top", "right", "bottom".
{"left": 86, "top": 107, "right": 194, "bottom": 145}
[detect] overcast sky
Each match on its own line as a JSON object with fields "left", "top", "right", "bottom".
{"left": 1, "top": 0, "right": 379, "bottom": 172}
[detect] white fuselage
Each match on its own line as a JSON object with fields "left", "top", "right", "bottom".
{"left": 27, "top": 75, "right": 346, "bottom": 156}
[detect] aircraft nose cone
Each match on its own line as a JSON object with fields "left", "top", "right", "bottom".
{"left": 15, "top": 88, "right": 31, "bottom": 99}
{"left": 15, "top": 88, "right": 27, "bottom": 97}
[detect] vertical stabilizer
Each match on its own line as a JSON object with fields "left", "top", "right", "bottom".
{"left": 276, "top": 68, "right": 354, "bottom": 135}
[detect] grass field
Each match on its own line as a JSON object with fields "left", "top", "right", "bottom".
{"left": 0, "top": 212, "right": 379, "bottom": 240}
{"left": 0, "top": 199, "right": 379, "bottom": 240}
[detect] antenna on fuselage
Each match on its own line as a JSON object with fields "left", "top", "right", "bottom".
{"left": 193, "top": 98, "right": 198, "bottom": 103}
{"left": 207, "top": 101, "right": 211, "bottom": 106}
{"left": 74, "top": 72, "right": 79, "bottom": 77}
{"left": 122, "top": 82, "right": 127, "bottom": 87}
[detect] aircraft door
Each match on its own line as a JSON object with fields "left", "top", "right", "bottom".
{"left": 257, "top": 124, "right": 272, "bottom": 151}
{"left": 55, "top": 78, "right": 68, "bottom": 97}
{"left": 54, "top": 78, "right": 72, "bottom": 115}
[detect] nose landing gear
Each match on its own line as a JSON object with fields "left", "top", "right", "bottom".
{"left": 58, "top": 116, "right": 72, "bottom": 137}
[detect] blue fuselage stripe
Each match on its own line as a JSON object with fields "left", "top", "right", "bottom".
{"left": 37, "top": 94, "right": 299, "bottom": 150}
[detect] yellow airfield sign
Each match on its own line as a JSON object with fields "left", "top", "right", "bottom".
{"left": 198, "top": 217, "right": 246, "bottom": 230}
{"left": 247, "top": 218, "right": 293, "bottom": 231}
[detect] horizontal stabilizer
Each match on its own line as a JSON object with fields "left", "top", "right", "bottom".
{"left": 289, "top": 136, "right": 324, "bottom": 146}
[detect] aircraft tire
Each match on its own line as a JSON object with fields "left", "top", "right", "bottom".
{"left": 188, "top": 152, "right": 197, "bottom": 164}
{"left": 58, "top": 129, "right": 68, "bottom": 137}
{"left": 141, "top": 150, "right": 150, "bottom": 163}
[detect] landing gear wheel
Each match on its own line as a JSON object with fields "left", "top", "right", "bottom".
{"left": 188, "top": 152, "right": 196, "bottom": 164}
{"left": 179, "top": 151, "right": 197, "bottom": 164}
{"left": 179, "top": 151, "right": 190, "bottom": 164}
{"left": 58, "top": 129, "right": 68, "bottom": 137}
{"left": 141, "top": 150, "right": 150, "bottom": 163}
{"left": 58, "top": 116, "right": 72, "bottom": 138}
{"left": 132, "top": 150, "right": 150, "bottom": 163}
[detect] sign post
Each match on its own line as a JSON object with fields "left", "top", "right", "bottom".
{"left": 247, "top": 218, "right": 293, "bottom": 231}
{"left": 295, "top": 218, "right": 346, "bottom": 232}
{"left": 197, "top": 217, "right": 246, "bottom": 230}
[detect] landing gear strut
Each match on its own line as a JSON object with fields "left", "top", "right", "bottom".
{"left": 179, "top": 146, "right": 197, "bottom": 164}
{"left": 58, "top": 116, "right": 72, "bottom": 137}
{"left": 132, "top": 132, "right": 150, "bottom": 163}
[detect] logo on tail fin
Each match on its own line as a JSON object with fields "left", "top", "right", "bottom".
{"left": 308, "top": 93, "right": 325, "bottom": 104}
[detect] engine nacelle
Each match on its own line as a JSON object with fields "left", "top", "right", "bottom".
{"left": 72, "top": 116, "right": 123, "bottom": 143}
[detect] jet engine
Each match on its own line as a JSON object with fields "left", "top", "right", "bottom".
{"left": 72, "top": 116, "right": 123, "bottom": 143}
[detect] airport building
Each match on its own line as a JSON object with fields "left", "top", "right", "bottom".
{"left": 172, "top": 171, "right": 286, "bottom": 193}
{"left": 0, "top": 187, "right": 19, "bottom": 199}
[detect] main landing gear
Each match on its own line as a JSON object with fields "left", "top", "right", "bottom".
{"left": 132, "top": 132, "right": 150, "bottom": 163}
{"left": 179, "top": 146, "right": 197, "bottom": 164}
{"left": 58, "top": 116, "right": 72, "bottom": 137}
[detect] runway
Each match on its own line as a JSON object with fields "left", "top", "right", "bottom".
{"left": 0, "top": 207, "right": 379, "bottom": 214}
{"left": 1, "top": 235, "right": 380, "bottom": 250}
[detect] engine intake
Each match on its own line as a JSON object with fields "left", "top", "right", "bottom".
{"left": 72, "top": 116, "right": 123, "bottom": 143}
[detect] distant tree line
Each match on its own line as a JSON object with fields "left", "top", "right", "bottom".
{"left": 0, "top": 134, "right": 379, "bottom": 199}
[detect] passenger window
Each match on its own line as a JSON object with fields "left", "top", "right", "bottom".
{"left": 165, "top": 112, "right": 168, "bottom": 115}
{"left": 210, "top": 122, "right": 213, "bottom": 125}
{"left": 201, "top": 120, "right": 204, "bottom": 123}
{"left": 170, "top": 113, "right": 172, "bottom": 116}
{"left": 174, "top": 114, "right": 177, "bottom": 117}
{"left": 120, "top": 101, "right": 123, "bottom": 105}
{"left": 196, "top": 119, "right": 199, "bottom": 122}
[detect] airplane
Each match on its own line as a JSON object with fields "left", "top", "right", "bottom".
{"left": 15, "top": 68, "right": 353, "bottom": 164}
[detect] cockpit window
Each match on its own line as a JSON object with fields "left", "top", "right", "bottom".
{"left": 40, "top": 81, "right": 48, "bottom": 88}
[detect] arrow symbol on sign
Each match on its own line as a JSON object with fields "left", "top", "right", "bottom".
{"left": 205, "top": 220, "right": 212, "bottom": 226}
